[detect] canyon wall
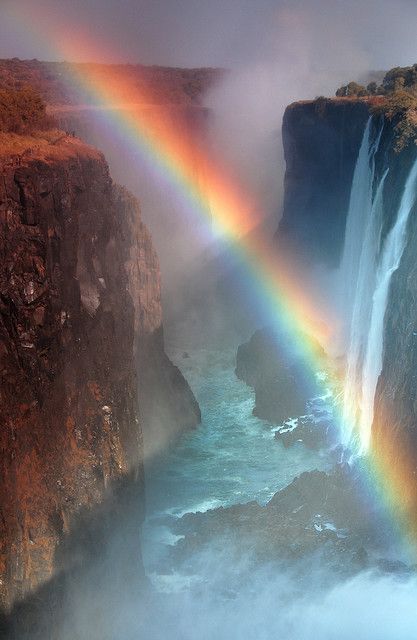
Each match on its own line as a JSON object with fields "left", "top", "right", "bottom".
{"left": 277, "top": 97, "right": 417, "bottom": 476}
{"left": 0, "top": 133, "right": 199, "bottom": 619}
{"left": 372, "top": 141, "right": 417, "bottom": 486}
{"left": 277, "top": 98, "right": 370, "bottom": 266}
{"left": 238, "top": 98, "right": 371, "bottom": 423}
{"left": 276, "top": 97, "right": 417, "bottom": 459}
{"left": 244, "top": 96, "right": 417, "bottom": 481}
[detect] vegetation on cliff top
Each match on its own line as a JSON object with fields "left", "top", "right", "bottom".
{"left": 0, "top": 58, "right": 222, "bottom": 106}
{"left": 336, "top": 64, "right": 417, "bottom": 152}
{"left": 0, "top": 87, "right": 54, "bottom": 134}
{"left": 0, "top": 86, "right": 79, "bottom": 157}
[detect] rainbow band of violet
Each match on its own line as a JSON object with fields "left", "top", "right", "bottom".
{"left": 5, "top": 4, "right": 417, "bottom": 561}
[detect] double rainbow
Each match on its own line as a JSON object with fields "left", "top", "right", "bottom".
{"left": 6, "top": 6, "right": 417, "bottom": 560}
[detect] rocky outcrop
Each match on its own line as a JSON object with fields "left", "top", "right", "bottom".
{"left": 275, "top": 94, "right": 417, "bottom": 511}
{"left": 0, "top": 134, "right": 199, "bottom": 615}
{"left": 167, "top": 465, "right": 402, "bottom": 582}
{"left": 277, "top": 98, "right": 370, "bottom": 266}
{"left": 138, "top": 329, "right": 201, "bottom": 460}
{"left": 112, "top": 186, "right": 201, "bottom": 458}
{"left": 274, "top": 413, "right": 334, "bottom": 450}
{"left": 236, "top": 327, "right": 324, "bottom": 424}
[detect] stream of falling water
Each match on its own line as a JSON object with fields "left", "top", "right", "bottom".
{"left": 341, "top": 119, "right": 417, "bottom": 454}
{"left": 358, "top": 155, "right": 417, "bottom": 452}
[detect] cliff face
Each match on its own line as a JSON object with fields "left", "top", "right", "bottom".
{"left": 275, "top": 96, "right": 417, "bottom": 489}
{"left": 277, "top": 98, "right": 370, "bottom": 266}
{"left": 373, "top": 153, "right": 417, "bottom": 486}
{"left": 112, "top": 185, "right": 201, "bottom": 459}
{"left": 0, "top": 134, "right": 198, "bottom": 614}
{"left": 236, "top": 328, "right": 323, "bottom": 424}
{"left": 52, "top": 105, "right": 216, "bottom": 344}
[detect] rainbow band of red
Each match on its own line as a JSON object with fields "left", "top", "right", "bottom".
{"left": 6, "top": 5, "right": 417, "bottom": 561}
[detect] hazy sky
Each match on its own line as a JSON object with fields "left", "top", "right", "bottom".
{"left": 1, "top": 0, "right": 417, "bottom": 73}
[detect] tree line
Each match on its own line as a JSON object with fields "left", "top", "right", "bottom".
{"left": 0, "top": 87, "right": 52, "bottom": 134}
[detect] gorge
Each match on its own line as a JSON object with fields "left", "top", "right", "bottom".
{"left": 0, "top": 120, "right": 199, "bottom": 635}
{"left": 2, "top": 49, "right": 417, "bottom": 640}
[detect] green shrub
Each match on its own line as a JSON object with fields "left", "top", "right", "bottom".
{"left": 335, "top": 64, "right": 417, "bottom": 152}
{"left": 371, "top": 90, "right": 417, "bottom": 152}
{"left": 335, "top": 81, "right": 368, "bottom": 97}
{"left": 0, "top": 87, "right": 51, "bottom": 133}
{"left": 366, "top": 82, "right": 378, "bottom": 95}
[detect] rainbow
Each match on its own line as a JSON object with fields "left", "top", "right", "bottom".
{"left": 6, "top": 6, "right": 417, "bottom": 561}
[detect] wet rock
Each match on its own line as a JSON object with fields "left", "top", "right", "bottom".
{"left": 236, "top": 327, "right": 325, "bottom": 423}
{"left": 32, "top": 306, "right": 46, "bottom": 327}
{"left": 277, "top": 98, "right": 370, "bottom": 267}
{"left": 0, "top": 138, "right": 199, "bottom": 613}
{"left": 167, "top": 465, "right": 399, "bottom": 581}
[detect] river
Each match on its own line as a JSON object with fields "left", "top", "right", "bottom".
{"left": 142, "top": 343, "right": 332, "bottom": 592}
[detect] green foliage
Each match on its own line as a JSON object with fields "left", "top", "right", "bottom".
{"left": 392, "top": 110, "right": 417, "bottom": 152}
{"left": 382, "top": 64, "right": 417, "bottom": 94}
{"left": 366, "top": 82, "right": 378, "bottom": 95}
{"left": 335, "top": 64, "right": 417, "bottom": 152}
{"left": 0, "top": 58, "right": 222, "bottom": 111}
{"left": 0, "top": 87, "right": 50, "bottom": 133}
{"left": 336, "top": 81, "right": 368, "bottom": 97}
{"left": 371, "top": 90, "right": 417, "bottom": 152}
{"left": 372, "top": 90, "right": 417, "bottom": 118}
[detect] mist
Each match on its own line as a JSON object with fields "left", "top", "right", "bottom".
{"left": 3, "top": 1, "right": 417, "bottom": 638}
{"left": 3, "top": 0, "right": 417, "bottom": 69}
{"left": 4, "top": 0, "right": 415, "bottom": 347}
{"left": 143, "top": 569, "right": 417, "bottom": 640}
{"left": 47, "top": 541, "right": 417, "bottom": 640}
{"left": 29, "top": 0, "right": 417, "bottom": 350}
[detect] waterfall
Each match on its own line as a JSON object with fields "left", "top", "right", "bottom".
{"left": 338, "top": 118, "right": 382, "bottom": 351}
{"left": 358, "top": 156, "right": 417, "bottom": 453}
{"left": 341, "top": 120, "right": 417, "bottom": 455}
{"left": 341, "top": 169, "right": 387, "bottom": 451}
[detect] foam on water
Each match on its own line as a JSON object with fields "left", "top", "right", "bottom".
{"left": 142, "top": 346, "right": 333, "bottom": 585}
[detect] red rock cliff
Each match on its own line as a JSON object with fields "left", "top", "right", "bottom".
{"left": 0, "top": 133, "right": 199, "bottom": 613}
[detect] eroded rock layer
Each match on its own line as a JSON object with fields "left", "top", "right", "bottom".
{"left": 0, "top": 135, "right": 199, "bottom": 612}
{"left": 277, "top": 98, "right": 370, "bottom": 266}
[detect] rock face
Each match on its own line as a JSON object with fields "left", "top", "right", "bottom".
{"left": 0, "top": 135, "right": 199, "bottom": 615}
{"left": 277, "top": 98, "right": 370, "bottom": 266}
{"left": 53, "top": 103, "right": 215, "bottom": 310}
{"left": 275, "top": 95, "right": 417, "bottom": 511}
{"left": 373, "top": 155, "right": 417, "bottom": 512}
{"left": 167, "top": 465, "right": 400, "bottom": 584}
{"left": 236, "top": 327, "right": 324, "bottom": 423}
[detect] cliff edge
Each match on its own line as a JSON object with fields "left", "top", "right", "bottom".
{"left": 0, "top": 132, "right": 199, "bottom": 616}
{"left": 277, "top": 98, "right": 370, "bottom": 266}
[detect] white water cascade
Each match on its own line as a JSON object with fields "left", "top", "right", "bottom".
{"left": 358, "top": 155, "right": 417, "bottom": 452}
{"left": 341, "top": 119, "right": 417, "bottom": 455}
{"left": 338, "top": 118, "right": 382, "bottom": 349}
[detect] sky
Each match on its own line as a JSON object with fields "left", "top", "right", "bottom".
{"left": 1, "top": 0, "right": 417, "bottom": 76}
